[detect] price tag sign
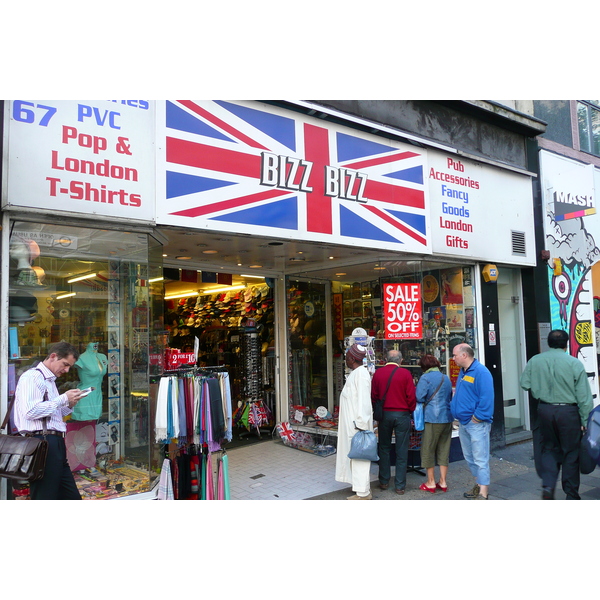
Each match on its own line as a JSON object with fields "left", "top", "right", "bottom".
{"left": 383, "top": 283, "right": 422, "bottom": 340}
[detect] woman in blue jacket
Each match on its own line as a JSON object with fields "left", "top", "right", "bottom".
{"left": 416, "top": 354, "right": 453, "bottom": 493}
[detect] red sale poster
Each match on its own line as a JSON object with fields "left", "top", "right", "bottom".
{"left": 383, "top": 283, "right": 423, "bottom": 340}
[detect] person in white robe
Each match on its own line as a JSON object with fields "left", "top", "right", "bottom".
{"left": 335, "top": 343, "right": 374, "bottom": 500}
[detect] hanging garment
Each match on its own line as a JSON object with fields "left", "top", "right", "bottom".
{"left": 205, "top": 382, "right": 221, "bottom": 452}
{"left": 156, "top": 458, "right": 174, "bottom": 500}
{"left": 217, "top": 457, "right": 225, "bottom": 500}
{"left": 193, "top": 377, "right": 201, "bottom": 445}
{"left": 172, "top": 453, "right": 180, "bottom": 500}
{"left": 185, "top": 377, "right": 195, "bottom": 442}
{"left": 205, "top": 452, "right": 214, "bottom": 500}
{"left": 208, "top": 377, "right": 225, "bottom": 444}
{"left": 178, "top": 377, "right": 187, "bottom": 445}
{"left": 168, "top": 376, "right": 179, "bottom": 440}
{"left": 155, "top": 377, "right": 170, "bottom": 442}
{"left": 190, "top": 454, "right": 201, "bottom": 500}
{"left": 222, "top": 453, "right": 230, "bottom": 500}
{"left": 220, "top": 373, "right": 233, "bottom": 442}
{"left": 201, "top": 453, "right": 207, "bottom": 500}
{"left": 176, "top": 453, "right": 191, "bottom": 500}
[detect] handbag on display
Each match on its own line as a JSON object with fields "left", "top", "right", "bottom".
{"left": 373, "top": 366, "right": 398, "bottom": 423}
{"left": 347, "top": 422, "right": 379, "bottom": 462}
{"left": 0, "top": 395, "right": 48, "bottom": 483}
{"left": 413, "top": 375, "right": 445, "bottom": 432}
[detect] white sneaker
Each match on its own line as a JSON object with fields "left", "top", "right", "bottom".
{"left": 346, "top": 493, "right": 372, "bottom": 500}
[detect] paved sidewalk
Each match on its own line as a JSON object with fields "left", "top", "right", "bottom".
{"left": 306, "top": 439, "right": 600, "bottom": 500}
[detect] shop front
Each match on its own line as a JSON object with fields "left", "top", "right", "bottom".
{"left": 1, "top": 100, "right": 161, "bottom": 500}
{"left": 1, "top": 99, "right": 538, "bottom": 500}
{"left": 155, "top": 101, "right": 538, "bottom": 458}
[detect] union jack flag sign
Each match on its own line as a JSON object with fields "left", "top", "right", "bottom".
{"left": 157, "top": 101, "right": 430, "bottom": 252}
{"left": 276, "top": 422, "right": 296, "bottom": 442}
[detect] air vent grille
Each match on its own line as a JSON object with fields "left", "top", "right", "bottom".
{"left": 511, "top": 230, "right": 526, "bottom": 255}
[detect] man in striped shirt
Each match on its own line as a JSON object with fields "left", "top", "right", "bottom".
{"left": 14, "top": 341, "right": 86, "bottom": 500}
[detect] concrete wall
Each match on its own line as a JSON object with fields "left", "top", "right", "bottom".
{"left": 311, "top": 100, "right": 537, "bottom": 170}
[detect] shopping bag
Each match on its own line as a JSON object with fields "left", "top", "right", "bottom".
{"left": 413, "top": 403, "right": 425, "bottom": 432}
{"left": 347, "top": 424, "right": 379, "bottom": 462}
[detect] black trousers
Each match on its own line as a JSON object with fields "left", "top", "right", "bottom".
{"left": 538, "top": 403, "right": 582, "bottom": 499}
{"left": 30, "top": 434, "right": 82, "bottom": 500}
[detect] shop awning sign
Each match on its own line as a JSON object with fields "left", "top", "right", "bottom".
{"left": 157, "top": 100, "right": 430, "bottom": 253}
{"left": 383, "top": 283, "right": 422, "bottom": 339}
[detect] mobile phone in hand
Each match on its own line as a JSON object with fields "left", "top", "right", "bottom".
{"left": 79, "top": 387, "right": 95, "bottom": 397}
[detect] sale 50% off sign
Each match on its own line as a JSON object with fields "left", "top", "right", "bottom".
{"left": 383, "top": 283, "right": 423, "bottom": 339}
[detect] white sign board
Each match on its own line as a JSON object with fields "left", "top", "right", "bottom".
{"left": 3, "top": 100, "right": 156, "bottom": 222}
{"left": 428, "top": 150, "right": 535, "bottom": 265}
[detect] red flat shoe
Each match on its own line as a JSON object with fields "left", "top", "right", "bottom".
{"left": 436, "top": 483, "right": 448, "bottom": 492}
{"left": 419, "top": 483, "right": 436, "bottom": 493}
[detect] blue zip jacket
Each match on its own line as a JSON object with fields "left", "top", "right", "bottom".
{"left": 450, "top": 358, "right": 494, "bottom": 425}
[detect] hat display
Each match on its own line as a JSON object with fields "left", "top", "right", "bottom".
{"left": 9, "top": 291, "right": 38, "bottom": 323}
{"left": 165, "top": 283, "right": 274, "bottom": 338}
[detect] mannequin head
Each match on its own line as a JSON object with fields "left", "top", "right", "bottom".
{"left": 10, "top": 238, "right": 32, "bottom": 270}
{"left": 86, "top": 342, "right": 99, "bottom": 353}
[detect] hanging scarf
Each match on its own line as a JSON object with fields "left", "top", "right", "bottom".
{"left": 217, "top": 456, "right": 225, "bottom": 500}
{"left": 205, "top": 452, "right": 214, "bottom": 500}
{"left": 185, "top": 377, "right": 195, "bottom": 441}
{"left": 220, "top": 373, "right": 233, "bottom": 442}
{"left": 156, "top": 458, "right": 174, "bottom": 500}
{"left": 201, "top": 454, "right": 207, "bottom": 500}
{"left": 205, "top": 381, "right": 221, "bottom": 453}
{"left": 193, "top": 377, "right": 201, "bottom": 446}
{"left": 222, "top": 453, "right": 230, "bottom": 500}
{"left": 166, "top": 377, "right": 174, "bottom": 440}
{"left": 155, "top": 377, "right": 170, "bottom": 442}
{"left": 178, "top": 377, "right": 187, "bottom": 445}
{"left": 190, "top": 454, "right": 201, "bottom": 500}
{"left": 171, "top": 376, "right": 179, "bottom": 440}
{"left": 208, "top": 377, "right": 225, "bottom": 446}
{"left": 176, "top": 453, "right": 191, "bottom": 500}
{"left": 201, "top": 380, "right": 209, "bottom": 444}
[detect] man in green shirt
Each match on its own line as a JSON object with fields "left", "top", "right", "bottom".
{"left": 520, "top": 329, "right": 593, "bottom": 500}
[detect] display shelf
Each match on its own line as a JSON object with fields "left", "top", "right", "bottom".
{"left": 292, "top": 423, "right": 338, "bottom": 437}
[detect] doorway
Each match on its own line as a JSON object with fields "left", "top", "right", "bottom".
{"left": 497, "top": 268, "right": 529, "bottom": 437}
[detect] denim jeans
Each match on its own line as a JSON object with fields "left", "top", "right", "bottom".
{"left": 378, "top": 411, "right": 411, "bottom": 491}
{"left": 458, "top": 420, "right": 491, "bottom": 486}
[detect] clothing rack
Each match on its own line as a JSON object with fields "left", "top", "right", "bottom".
{"left": 154, "top": 370, "right": 233, "bottom": 500}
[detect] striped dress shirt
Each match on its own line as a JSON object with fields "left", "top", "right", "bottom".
{"left": 14, "top": 362, "right": 72, "bottom": 433}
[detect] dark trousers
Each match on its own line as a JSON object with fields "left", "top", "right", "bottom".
{"left": 538, "top": 403, "right": 582, "bottom": 499}
{"left": 30, "top": 434, "right": 82, "bottom": 500}
{"left": 378, "top": 411, "right": 411, "bottom": 491}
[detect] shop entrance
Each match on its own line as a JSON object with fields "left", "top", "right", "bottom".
{"left": 497, "top": 268, "right": 529, "bottom": 436}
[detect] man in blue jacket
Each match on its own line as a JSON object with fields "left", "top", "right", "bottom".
{"left": 451, "top": 344, "right": 494, "bottom": 500}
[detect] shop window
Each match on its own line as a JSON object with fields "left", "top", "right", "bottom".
{"left": 577, "top": 101, "right": 600, "bottom": 156}
{"left": 286, "top": 261, "right": 479, "bottom": 417}
{"left": 287, "top": 280, "right": 329, "bottom": 413}
{"left": 8, "top": 222, "right": 163, "bottom": 499}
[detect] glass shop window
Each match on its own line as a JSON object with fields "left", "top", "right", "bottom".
{"left": 8, "top": 222, "right": 164, "bottom": 499}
